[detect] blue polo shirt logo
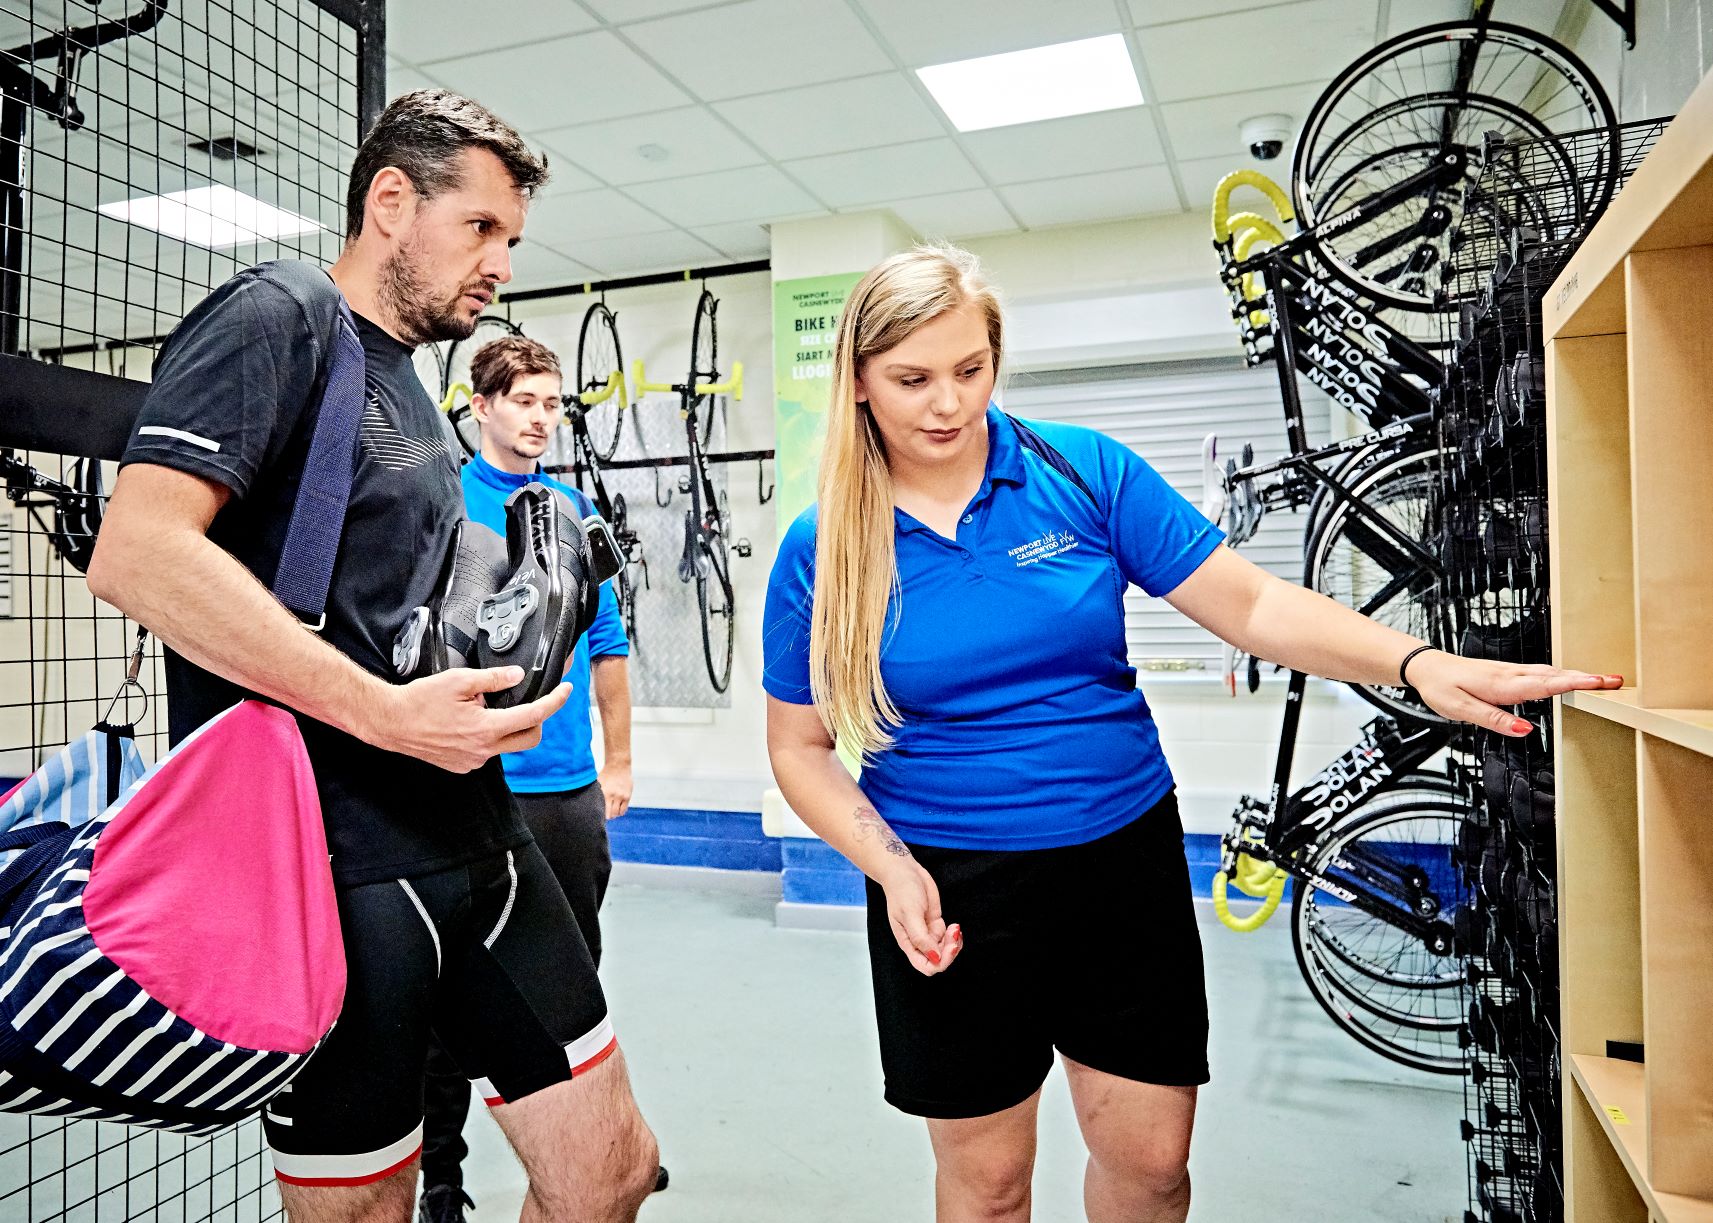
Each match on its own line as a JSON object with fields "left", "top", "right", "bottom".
{"left": 762, "top": 406, "right": 1224, "bottom": 851}
{"left": 1008, "top": 529, "right": 1080, "bottom": 568}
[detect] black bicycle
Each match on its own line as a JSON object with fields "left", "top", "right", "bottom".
{"left": 631, "top": 289, "right": 747, "bottom": 693}
{"left": 1212, "top": 670, "right": 1472, "bottom": 1074}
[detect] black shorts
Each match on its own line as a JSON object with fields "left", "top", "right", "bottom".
{"left": 263, "top": 841, "right": 612, "bottom": 1186}
{"left": 865, "top": 790, "right": 1208, "bottom": 1119}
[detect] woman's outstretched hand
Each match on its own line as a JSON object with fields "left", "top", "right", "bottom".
{"left": 1408, "top": 652, "right": 1623, "bottom": 737}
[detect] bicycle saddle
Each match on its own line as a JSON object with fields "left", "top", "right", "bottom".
{"left": 393, "top": 483, "right": 623, "bottom": 709}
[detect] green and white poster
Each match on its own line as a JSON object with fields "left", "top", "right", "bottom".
{"left": 773, "top": 272, "right": 863, "bottom": 533}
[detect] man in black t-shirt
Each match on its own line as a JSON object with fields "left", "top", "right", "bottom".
{"left": 88, "top": 90, "right": 659, "bottom": 1223}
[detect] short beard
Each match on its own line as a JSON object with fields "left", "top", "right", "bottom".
{"left": 379, "top": 230, "right": 475, "bottom": 346}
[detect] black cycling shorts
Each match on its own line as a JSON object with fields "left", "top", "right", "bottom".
{"left": 263, "top": 840, "right": 612, "bottom": 1186}
{"left": 865, "top": 790, "right": 1209, "bottom": 1119}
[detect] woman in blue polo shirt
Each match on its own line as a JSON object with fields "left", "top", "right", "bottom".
{"left": 762, "top": 245, "right": 1618, "bottom": 1223}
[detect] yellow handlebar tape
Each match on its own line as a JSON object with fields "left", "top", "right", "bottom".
{"left": 1212, "top": 169, "right": 1294, "bottom": 243}
{"left": 1212, "top": 857, "right": 1286, "bottom": 933}
{"left": 439, "top": 381, "right": 473, "bottom": 415}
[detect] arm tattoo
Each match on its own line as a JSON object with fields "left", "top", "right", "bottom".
{"left": 853, "top": 806, "right": 912, "bottom": 858}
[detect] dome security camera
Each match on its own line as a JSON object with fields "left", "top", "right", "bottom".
{"left": 1240, "top": 114, "right": 1293, "bottom": 162}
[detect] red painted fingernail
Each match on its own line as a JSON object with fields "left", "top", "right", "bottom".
{"left": 925, "top": 949, "right": 942, "bottom": 965}
{"left": 1511, "top": 719, "right": 1532, "bottom": 735}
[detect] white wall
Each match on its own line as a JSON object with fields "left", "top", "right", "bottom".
{"left": 1570, "top": 0, "right": 1713, "bottom": 122}
{"left": 506, "top": 272, "right": 779, "bottom": 814}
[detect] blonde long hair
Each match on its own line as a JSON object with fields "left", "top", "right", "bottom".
{"left": 809, "top": 244, "right": 1005, "bottom": 760}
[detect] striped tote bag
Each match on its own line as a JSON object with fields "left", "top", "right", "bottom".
{"left": 0, "top": 702, "right": 345, "bottom": 1135}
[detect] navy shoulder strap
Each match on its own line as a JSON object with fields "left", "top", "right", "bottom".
{"left": 1006, "top": 414, "right": 1099, "bottom": 509}
{"left": 273, "top": 294, "right": 365, "bottom": 628}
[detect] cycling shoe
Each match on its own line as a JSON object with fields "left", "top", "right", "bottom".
{"left": 473, "top": 483, "right": 600, "bottom": 709}
{"left": 394, "top": 483, "right": 623, "bottom": 709}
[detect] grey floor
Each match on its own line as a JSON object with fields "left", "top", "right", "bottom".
{"left": 462, "top": 884, "right": 1467, "bottom": 1223}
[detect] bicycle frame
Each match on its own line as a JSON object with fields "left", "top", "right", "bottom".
{"left": 1222, "top": 669, "right": 1458, "bottom": 952}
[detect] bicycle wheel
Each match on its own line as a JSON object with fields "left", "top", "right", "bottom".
{"left": 1303, "top": 441, "right": 1450, "bottom": 724}
{"left": 438, "top": 314, "right": 524, "bottom": 458}
{"left": 696, "top": 522, "right": 736, "bottom": 693}
{"left": 689, "top": 289, "right": 720, "bottom": 447}
{"left": 1293, "top": 21, "right": 1617, "bottom": 314}
{"left": 576, "top": 301, "right": 625, "bottom": 461}
{"left": 1291, "top": 785, "right": 1471, "bottom": 1075}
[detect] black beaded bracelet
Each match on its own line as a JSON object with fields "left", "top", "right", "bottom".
{"left": 1399, "top": 645, "right": 1436, "bottom": 688}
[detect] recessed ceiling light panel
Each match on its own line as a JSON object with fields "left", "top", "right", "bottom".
{"left": 916, "top": 34, "right": 1144, "bottom": 133}
{"left": 97, "top": 184, "right": 322, "bottom": 249}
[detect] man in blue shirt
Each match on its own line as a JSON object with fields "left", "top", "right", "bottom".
{"left": 419, "top": 334, "right": 638, "bottom": 1223}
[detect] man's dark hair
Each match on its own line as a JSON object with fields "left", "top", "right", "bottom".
{"left": 471, "top": 335, "right": 562, "bottom": 400}
{"left": 345, "top": 89, "right": 550, "bottom": 240}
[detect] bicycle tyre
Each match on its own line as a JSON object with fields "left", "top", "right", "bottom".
{"left": 437, "top": 314, "right": 525, "bottom": 459}
{"left": 1303, "top": 441, "right": 1451, "bottom": 724}
{"left": 690, "top": 289, "right": 720, "bottom": 448}
{"left": 576, "top": 301, "right": 626, "bottom": 461}
{"left": 1292, "top": 21, "right": 1617, "bottom": 314}
{"left": 696, "top": 525, "right": 735, "bottom": 693}
{"left": 1291, "top": 787, "right": 1472, "bottom": 1075}
{"left": 685, "top": 456, "right": 734, "bottom": 692}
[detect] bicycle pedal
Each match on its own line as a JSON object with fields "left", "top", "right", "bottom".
{"left": 735, "top": 538, "right": 752, "bottom": 559}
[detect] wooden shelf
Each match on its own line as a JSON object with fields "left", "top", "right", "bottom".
{"left": 1550, "top": 67, "right": 1713, "bottom": 1222}
{"left": 1569, "top": 1056, "right": 1713, "bottom": 1223}
{"left": 1546, "top": 72, "right": 1713, "bottom": 340}
{"left": 1560, "top": 689, "right": 1713, "bottom": 757}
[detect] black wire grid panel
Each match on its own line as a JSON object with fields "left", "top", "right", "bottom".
{"left": 2, "top": 0, "right": 359, "bottom": 359}
{"left": 1, "top": 0, "right": 377, "bottom": 1218}
{"left": 1439, "top": 118, "right": 1665, "bottom": 1223}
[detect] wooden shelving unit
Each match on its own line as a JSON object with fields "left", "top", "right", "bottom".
{"left": 1546, "top": 66, "right": 1713, "bottom": 1223}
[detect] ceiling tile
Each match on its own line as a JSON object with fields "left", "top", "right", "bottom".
{"left": 959, "top": 107, "right": 1164, "bottom": 185}
{"left": 385, "top": 0, "right": 597, "bottom": 64}
{"left": 1000, "top": 166, "right": 1182, "bottom": 228}
{"left": 420, "top": 30, "right": 690, "bottom": 124}
{"left": 581, "top": 0, "right": 726, "bottom": 20}
{"left": 386, "top": 63, "right": 440, "bottom": 101}
{"left": 690, "top": 222, "right": 774, "bottom": 260}
{"left": 784, "top": 138, "right": 982, "bottom": 209}
{"left": 858, "top": 0, "right": 1123, "bottom": 66}
{"left": 883, "top": 189, "right": 1018, "bottom": 241}
{"left": 1158, "top": 80, "right": 1328, "bottom": 161}
{"left": 523, "top": 146, "right": 604, "bottom": 194}
{"left": 625, "top": 165, "right": 825, "bottom": 227}
{"left": 624, "top": 0, "right": 891, "bottom": 101}
{"left": 1137, "top": 0, "right": 1374, "bottom": 102}
{"left": 1129, "top": 0, "right": 1334, "bottom": 24}
{"left": 1173, "top": 154, "right": 1284, "bottom": 214}
{"left": 561, "top": 230, "right": 725, "bottom": 277}
{"left": 535, "top": 107, "right": 765, "bottom": 186}
{"left": 505, "top": 243, "right": 604, "bottom": 294}
{"left": 712, "top": 73, "right": 945, "bottom": 162}
{"left": 522, "top": 187, "right": 676, "bottom": 247}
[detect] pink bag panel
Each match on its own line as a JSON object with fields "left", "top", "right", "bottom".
{"left": 83, "top": 701, "right": 345, "bottom": 1054}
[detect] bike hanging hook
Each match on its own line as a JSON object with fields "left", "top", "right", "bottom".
{"left": 757, "top": 457, "right": 774, "bottom": 505}
{"left": 653, "top": 468, "right": 673, "bottom": 508}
